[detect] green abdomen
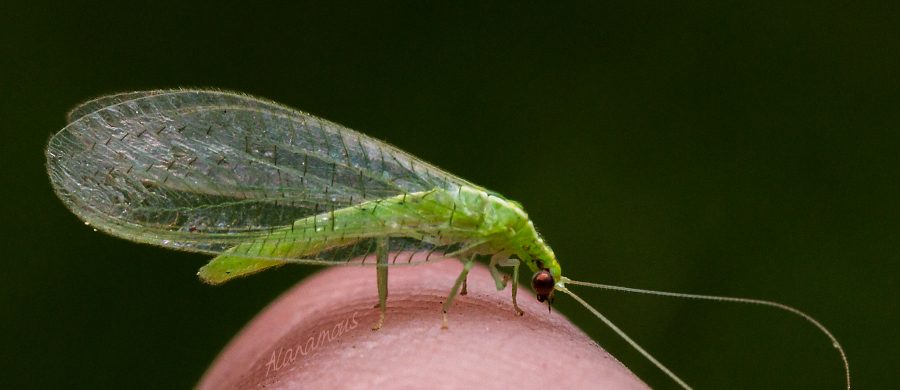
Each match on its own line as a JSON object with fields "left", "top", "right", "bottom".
{"left": 198, "top": 186, "right": 517, "bottom": 283}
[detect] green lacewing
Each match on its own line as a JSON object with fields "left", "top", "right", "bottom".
{"left": 46, "top": 89, "right": 849, "bottom": 389}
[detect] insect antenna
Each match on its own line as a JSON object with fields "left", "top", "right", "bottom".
{"left": 558, "top": 277, "right": 850, "bottom": 390}
{"left": 555, "top": 284, "right": 693, "bottom": 389}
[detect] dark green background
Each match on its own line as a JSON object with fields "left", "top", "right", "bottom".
{"left": 2, "top": 2, "right": 897, "bottom": 389}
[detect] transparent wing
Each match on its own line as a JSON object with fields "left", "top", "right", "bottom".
{"left": 46, "top": 89, "right": 482, "bottom": 257}
{"left": 67, "top": 90, "right": 167, "bottom": 123}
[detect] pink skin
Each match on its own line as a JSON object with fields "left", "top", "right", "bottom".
{"left": 198, "top": 260, "right": 649, "bottom": 389}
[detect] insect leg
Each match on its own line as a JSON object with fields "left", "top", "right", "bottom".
{"left": 461, "top": 275, "right": 468, "bottom": 296}
{"left": 372, "top": 237, "right": 389, "bottom": 331}
{"left": 490, "top": 255, "right": 524, "bottom": 316}
{"left": 487, "top": 251, "right": 513, "bottom": 290}
{"left": 510, "top": 262, "right": 523, "bottom": 316}
{"left": 441, "top": 255, "right": 476, "bottom": 329}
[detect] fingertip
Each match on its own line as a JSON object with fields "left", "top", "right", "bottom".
{"left": 199, "top": 261, "right": 648, "bottom": 389}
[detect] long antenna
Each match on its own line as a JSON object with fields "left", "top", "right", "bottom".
{"left": 555, "top": 285, "right": 693, "bottom": 389}
{"left": 559, "top": 277, "right": 851, "bottom": 390}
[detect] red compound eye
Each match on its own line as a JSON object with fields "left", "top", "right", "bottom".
{"left": 531, "top": 269, "right": 555, "bottom": 302}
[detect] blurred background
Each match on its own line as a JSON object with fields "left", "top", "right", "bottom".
{"left": 2, "top": 2, "right": 897, "bottom": 388}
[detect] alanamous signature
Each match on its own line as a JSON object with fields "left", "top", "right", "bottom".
{"left": 264, "top": 311, "right": 360, "bottom": 376}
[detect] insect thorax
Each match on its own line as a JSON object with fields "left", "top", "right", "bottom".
{"left": 451, "top": 186, "right": 561, "bottom": 279}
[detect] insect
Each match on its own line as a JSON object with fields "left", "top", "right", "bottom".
{"left": 46, "top": 89, "right": 850, "bottom": 389}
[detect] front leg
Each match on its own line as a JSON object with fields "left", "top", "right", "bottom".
{"left": 488, "top": 251, "right": 512, "bottom": 290}
{"left": 488, "top": 254, "right": 524, "bottom": 316}
{"left": 509, "top": 261, "right": 523, "bottom": 316}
